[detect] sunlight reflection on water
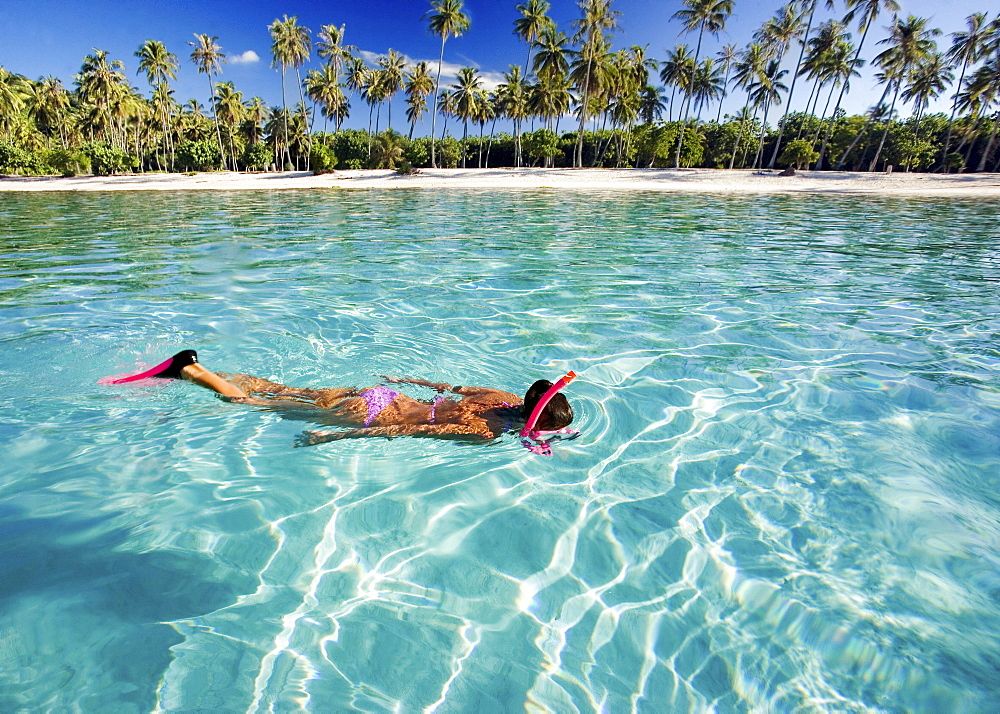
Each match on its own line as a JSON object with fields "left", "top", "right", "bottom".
{"left": 1, "top": 190, "right": 998, "bottom": 711}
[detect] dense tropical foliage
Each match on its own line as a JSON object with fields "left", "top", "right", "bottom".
{"left": 2, "top": 0, "right": 999, "bottom": 175}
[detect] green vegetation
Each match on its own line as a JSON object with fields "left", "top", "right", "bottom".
{"left": 1, "top": 2, "right": 999, "bottom": 176}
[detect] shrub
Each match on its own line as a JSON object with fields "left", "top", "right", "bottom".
{"left": 46, "top": 148, "right": 90, "bottom": 177}
{"left": 175, "top": 140, "right": 221, "bottom": 172}
{"left": 522, "top": 129, "right": 560, "bottom": 166}
{"left": 0, "top": 142, "right": 32, "bottom": 174}
{"left": 241, "top": 143, "right": 272, "bottom": 171}
{"left": 331, "top": 129, "right": 369, "bottom": 169}
{"left": 434, "top": 137, "right": 461, "bottom": 168}
{"left": 82, "top": 142, "right": 134, "bottom": 176}
{"left": 404, "top": 137, "right": 430, "bottom": 168}
{"left": 396, "top": 160, "right": 418, "bottom": 175}
{"left": 310, "top": 143, "right": 337, "bottom": 174}
{"left": 779, "top": 139, "right": 820, "bottom": 170}
{"left": 342, "top": 159, "right": 364, "bottom": 170}
{"left": 370, "top": 131, "right": 403, "bottom": 169}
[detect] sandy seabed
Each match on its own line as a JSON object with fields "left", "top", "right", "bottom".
{"left": 2, "top": 167, "right": 1000, "bottom": 197}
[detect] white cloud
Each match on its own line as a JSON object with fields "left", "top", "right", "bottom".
{"left": 229, "top": 50, "right": 260, "bottom": 65}
{"left": 356, "top": 48, "right": 503, "bottom": 91}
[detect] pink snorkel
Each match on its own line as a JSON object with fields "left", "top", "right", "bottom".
{"left": 520, "top": 371, "right": 579, "bottom": 455}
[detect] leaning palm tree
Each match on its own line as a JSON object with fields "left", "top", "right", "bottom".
{"left": 901, "top": 52, "right": 952, "bottom": 168}
{"left": 866, "top": 15, "right": 941, "bottom": 171}
{"left": 404, "top": 61, "right": 435, "bottom": 139}
{"left": 514, "top": 0, "right": 554, "bottom": 77}
{"left": 424, "top": 0, "right": 470, "bottom": 168}
{"left": 728, "top": 42, "right": 768, "bottom": 169}
{"left": 269, "top": 15, "right": 312, "bottom": 169}
{"left": 766, "top": 1, "right": 826, "bottom": 167}
{"left": 671, "top": 0, "right": 734, "bottom": 167}
{"left": 816, "top": 0, "right": 900, "bottom": 168}
{"left": 571, "top": 0, "right": 621, "bottom": 167}
{"left": 188, "top": 34, "right": 226, "bottom": 168}
{"left": 940, "top": 13, "right": 991, "bottom": 170}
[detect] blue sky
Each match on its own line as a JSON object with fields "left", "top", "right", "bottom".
{"left": 0, "top": 0, "right": 990, "bottom": 135}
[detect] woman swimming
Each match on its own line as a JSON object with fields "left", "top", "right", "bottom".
{"left": 105, "top": 350, "right": 576, "bottom": 449}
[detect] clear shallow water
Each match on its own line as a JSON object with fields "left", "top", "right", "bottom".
{"left": 1, "top": 189, "right": 998, "bottom": 712}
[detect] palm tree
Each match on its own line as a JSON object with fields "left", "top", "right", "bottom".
{"left": 691, "top": 58, "right": 725, "bottom": 118}
{"left": 425, "top": 0, "right": 471, "bottom": 168}
{"left": 638, "top": 85, "right": 667, "bottom": 124}
{"left": 748, "top": 59, "right": 789, "bottom": 167}
{"left": 0, "top": 67, "right": 30, "bottom": 140}
{"left": 27, "top": 76, "right": 71, "bottom": 149}
{"left": 817, "top": 0, "right": 900, "bottom": 168}
{"left": 371, "top": 130, "right": 404, "bottom": 169}
{"left": 901, "top": 52, "right": 952, "bottom": 168}
{"left": 451, "top": 66, "right": 482, "bottom": 168}
{"left": 768, "top": 1, "right": 830, "bottom": 167}
{"left": 715, "top": 43, "right": 738, "bottom": 121}
{"left": 377, "top": 49, "right": 407, "bottom": 130}
{"left": 135, "top": 40, "right": 178, "bottom": 169}
{"left": 306, "top": 63, "right": 345, "bottom": 135}
{"left": 671, "top": 0, "right": 734, "bottom": 167}
{"left": 803, "top": 22, "right": 861, "bottom": 150}
{"left": 728, "top": 42, "right": 768, "bottom": 169}
{"left": 214, "top": 81, "right": 244, "bottom": 170}
{"left": 660, "top": 45, "right": 695, "bottom": 122}
{"left": 866, "top": 15, "right": 941, "bottom": 171}
{"left": 571, "top": 0, "right": 621, "bottom": 167}
{"left": 188, "top": 35, "right": 226, "bottom": 168}
{"left": 514, "top": 0, "right": 554, "bottom": 77}
{"left": 404, "top": 61, "right": 435, "bottom": 139}
{"left": 269, "top": 15, "right": 312, "bottom": 169}
{"left": 242, "top": 96, "right": 267, "bottom": 146}
{"left": 940, "top": 13, "right": 991, "bottom": 170}
{"left": 497, "top": 65, "right": 531, "bottom": 165}
{"left": 76, "top": 49, "right": 130, "bottom": 148}
{"left": 316, "top": 24, "right": 356, "bottom": 87}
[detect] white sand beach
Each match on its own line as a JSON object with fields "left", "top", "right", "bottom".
{"left": 2, "top": 167, "right": 1000, "bottom": 197}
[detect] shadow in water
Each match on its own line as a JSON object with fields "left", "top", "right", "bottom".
{"left": 0, "top": 503, "right": 253, "bottom": 709}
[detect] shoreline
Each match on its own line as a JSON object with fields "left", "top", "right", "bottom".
{"left": 2, "top": 167, "right": 1000, "bottom": 197}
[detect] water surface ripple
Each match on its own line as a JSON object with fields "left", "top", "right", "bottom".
{"left": 0, "top": 191, "right": 998, "bottom": 712}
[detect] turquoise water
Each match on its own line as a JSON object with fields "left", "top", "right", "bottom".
{"left": 1, "top": 190, "right": 998, "bottom": 712}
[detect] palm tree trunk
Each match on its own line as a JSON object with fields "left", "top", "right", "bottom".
{"left": 868, "top": 85, "right": 900, "bottom": 171}
{"left": 976, "top": 115, "right": 999, "bottom": 172}
{"left": 576, "top": 54, "right": 594, "bottom": 168}
{"left": 279, "top": 70, "right": 292, "bottom": 170}
{"left": 430, "top": 37, "right": 446, "bottom": 169}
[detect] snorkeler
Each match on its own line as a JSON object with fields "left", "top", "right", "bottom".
{"left": 103, "top": 350, "right": 577, "bottom": 452}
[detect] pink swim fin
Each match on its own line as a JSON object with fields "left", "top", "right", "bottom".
{"left": 101, "top": 350, "right": 198, "bottom": 384}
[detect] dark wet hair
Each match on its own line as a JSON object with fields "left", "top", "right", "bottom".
{"left": 523, "top": 379, "right": 574, "bottom": 431}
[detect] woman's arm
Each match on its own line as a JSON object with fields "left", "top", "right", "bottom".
{"left": 379, "top": 376, "right": 455, "bottom": 392}
{"left": 295, "top": 422, "right": 488, "bottom": 446}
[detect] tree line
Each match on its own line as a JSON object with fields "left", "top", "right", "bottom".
{"left": 1, "top": 0, "right": 998, "bottom": 176}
